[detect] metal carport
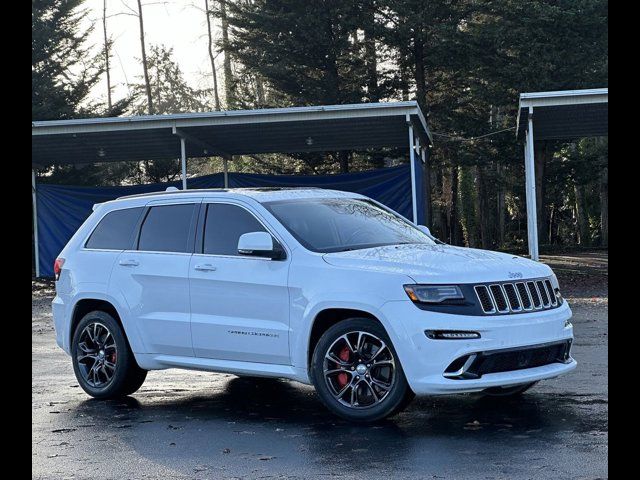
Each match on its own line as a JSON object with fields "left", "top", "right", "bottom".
{"left": 32, "top": 101, "right": 433, "bottom": 277}
{"left": 516, "top": 88, "right": 608, "bottom": 260}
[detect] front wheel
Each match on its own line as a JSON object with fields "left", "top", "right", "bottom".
{"left": 71, "top": 311, "right": 147, "bottom": 399}
{"left": 310, "top": 318, "right": 412, "bottom": 422}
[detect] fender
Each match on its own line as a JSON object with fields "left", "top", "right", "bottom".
{"left": 68, "top": 287, "right": 148, "bottom": 356}
{"left": 290, "top": 293, "right": 401, "bottom": 381}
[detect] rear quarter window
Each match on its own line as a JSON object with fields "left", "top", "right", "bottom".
{"left": 85, "top": 207, "right": 144, "bottom": 250}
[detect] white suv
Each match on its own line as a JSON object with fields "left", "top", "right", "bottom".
{"left": 52, "top": 188, "right": 576, "bottom": 422}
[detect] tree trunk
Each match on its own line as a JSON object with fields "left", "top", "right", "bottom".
{"left": 476, "top": 165, "right": 490, "bottom": 249}
{"left": 399, "top": 49, "right": 410, "bottom": 101}
{"left": 102, "top": 0, "right": 112, "bottom": 110}
{"left": 496, "top": 161, "right": 505, "bottom": 248}
{"left": 534, "top": 141, "right": 548, "bottom": 244}
{"left": 439, "top": 164, "right": 450, "bottom": 241}
{"left": 220, "top": 0, "right": 235, "bottom": 109}
{"left": 458, "top": 165, "right": 478, "bottom": 248}
{"left": 450, "top": 166, "right": 462, "bottom": 246}
{"left": 413, "top": 32, "right": 426, "bottom": 110}
{"left": 574, "top": 182, "right": 590, "bottom": 246}
{"left": 363, "top": 0, "right": 379, "bottom": 102}
{"left": 136, "top": 0, "right": 153, "bottom": 114}
{"left": 433, "top": 164, "right": 444, "bottom": 241}
{"left": 205, "top": 0, "right": 221, "bottom": 110}
{"left": 422, "top": 152, "right": 432, "bottom": 228}
{"left": 600, "top": 166, "right": 608, "bottom": 247}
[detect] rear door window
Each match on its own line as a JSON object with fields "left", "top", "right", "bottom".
{"left": 137, "top": 204, "right": 198, "bottom": 253}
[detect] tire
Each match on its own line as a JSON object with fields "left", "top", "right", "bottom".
{"left": 310, "top": 318, "right": 411, "bottom": 423}
{"left": 71, "top": 311, "right": 147, "bottom": 399}
{"left": 481, "top": 381, "right": 537, "bottom": 398}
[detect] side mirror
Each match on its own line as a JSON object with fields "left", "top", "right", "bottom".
{"left": 237, "top": 232, "right": 285, "bottom": 260}
{"left": 417, "top": 225, "right": 432, "bottom": 237}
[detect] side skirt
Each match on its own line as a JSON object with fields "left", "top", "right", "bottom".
{"left": 134, "top": 353, "right": 308, "bottom": 382}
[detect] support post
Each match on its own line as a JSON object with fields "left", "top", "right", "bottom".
{"left": 32, "top": 169, "right": 40, "bottom": 278}
{"left": 524, "top": 107, "right": 539, "bottom": 260}
{"left": 408, "top": 120, "right": 418, "bottom": 224}
{"left": 223, "top": 156, "right": 229, "bottom": 188}
{"left": 180, "top": 137, "right": 187, "bottom": 190}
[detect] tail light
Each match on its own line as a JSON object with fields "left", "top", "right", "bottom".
{"left": 54, "top": 258, "right": 65, "bottom": 281}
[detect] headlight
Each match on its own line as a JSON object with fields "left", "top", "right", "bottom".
{"left": 404, "top": 284, "right": 464, "bottom": 304}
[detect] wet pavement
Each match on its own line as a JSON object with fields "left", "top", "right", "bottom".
{"left": 32, "top": 271, "right": 608, "bottom": 479}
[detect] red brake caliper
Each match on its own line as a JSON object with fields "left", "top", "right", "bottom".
{"left": 336, "top": 345, "right": 351, "bottom": 389}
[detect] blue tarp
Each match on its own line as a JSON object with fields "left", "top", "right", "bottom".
{"left": 36, "top": 164, "right": 420, "bottom": 277}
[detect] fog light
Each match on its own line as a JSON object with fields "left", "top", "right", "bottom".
{"left": 425, "top": 330, "right": 481, "bottom": 340}
{"left": 564, "top": 320, "right": 572, "bottom": 328}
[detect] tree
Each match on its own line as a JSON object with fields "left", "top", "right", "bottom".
{"left": 224, "top": 0, "right": 374, "bottom": 172}
{"left": 32, "top": 0, "right": 104, "bottom": 120}
{"left": 219, "top": 0, "right": 237, "bottom": 109}
{"left": 102, "top": 0, "right": 113, "bottom": 110}
{"left": 131, "top": 45, "right": 209, "bottom": 115}
{"left": 130, "top": 45, "right": 210, "bottom": 183}
{"left": 227, "top": 0, "right": 367, "bottom": 106}
{"left": 205, "top": 0, "right": 221, "bottom": 110}
{"left": 136, "top": 0, "right": 154, "bottom": 114}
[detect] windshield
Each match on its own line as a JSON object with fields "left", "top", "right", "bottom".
{"left": 263, "top": 198, "right": 437, "bottom": 253}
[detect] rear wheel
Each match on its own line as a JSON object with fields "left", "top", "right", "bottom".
{"left": 482, "top": 381, "right": 537, "bottom": 397}
{"left": 310, "top": 318, "right": 412, "bottom": 422}
{"left": 71, "top": 311, "right": 147, "bottom": 399}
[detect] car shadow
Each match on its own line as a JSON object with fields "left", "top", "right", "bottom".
{"left": 70, "top": 376, "right": 606, "bottom": 476}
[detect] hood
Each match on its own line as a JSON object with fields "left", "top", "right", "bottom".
{"left": 322, "top": 244, "right": 552, "bottom": 284}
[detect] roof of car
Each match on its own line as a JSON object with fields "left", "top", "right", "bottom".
{"left": 115, "top": 187, "right": 363, "bottom": 203}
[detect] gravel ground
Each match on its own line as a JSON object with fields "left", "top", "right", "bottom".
{"left": 32, "top": 253, "right": 608, "bottom": 479}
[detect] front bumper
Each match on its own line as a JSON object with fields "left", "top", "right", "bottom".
{"left": 380, "top": 300, "right": 575, "bottom": 395}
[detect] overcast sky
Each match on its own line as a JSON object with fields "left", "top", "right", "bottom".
{"left": 83, "top": 0, "right": 218, "bottom": 104}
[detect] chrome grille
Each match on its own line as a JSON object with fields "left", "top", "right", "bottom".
{"left": 489, "top": 285, "right": 509, "bottom": 313}
{"left": 536, "top": 280, "right": 550, "bottom": 306}
{"left": 503, "top": 283, "right": 522, "bottom": 312}
{"left": 475, "top": 278, "right": 561, "bottom": 315}
{"left": 515, "top": 282, "right": 533, "bottom": 310}
{"left": 544, "top": 279, "right": 558, "bottom": 306}
{"left": 527, "top": 281, "right": 542, "bottom": 308}
{"left": 474, "top": 285, "right": 495, "bottom": 313}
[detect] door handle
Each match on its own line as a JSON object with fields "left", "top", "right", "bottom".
{"left": 118, "top": 259, "right": 140, "bottom": 267}
{"left": 194, "top": 264, "right": 217, "bottom": 272}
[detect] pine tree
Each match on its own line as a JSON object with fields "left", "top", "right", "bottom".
{"left": 131, "top": 45, "right": 209, "bottom": 116}
{"left": 226, "top": 0, "right": 367, "bottom": 106}
{"left": 32, "top": 0, "right": 104, "bottom": 120}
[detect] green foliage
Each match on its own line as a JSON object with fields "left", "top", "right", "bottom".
{"left": 130, "top": 45, "right": 210, "bottom": 115}
{"left": 226, "top": 0, "right": 368, "bottom": 106}
{"left": 32, "top": 0, "right": 103, "bottom": 120}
